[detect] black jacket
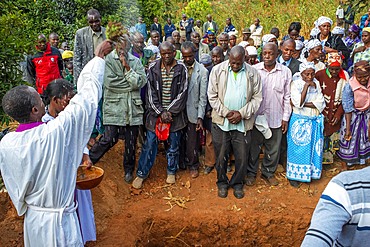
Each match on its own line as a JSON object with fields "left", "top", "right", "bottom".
{"left": 150, "top": 23, "right": 162, "bottom": 41}
{"left": 146, "top": 59, "right": 188, "bottom": 132}
{"left": 315, "top": 32, "right": 350, "bottom": 68}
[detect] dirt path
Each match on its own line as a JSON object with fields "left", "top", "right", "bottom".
{"left": 0, "top": 140, "right": 347, "bottom": 246}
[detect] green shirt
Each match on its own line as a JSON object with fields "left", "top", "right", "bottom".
{"left": 218, "top": 65, "right": 247, "bottom": 133}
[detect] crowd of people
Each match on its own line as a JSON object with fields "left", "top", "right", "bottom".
{"left": 1, "top": 5, "right": 370, "bottom": 246}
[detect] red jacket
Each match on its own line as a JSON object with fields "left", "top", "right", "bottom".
{"left": 26, "top": 42, "right": 63, "bottom": 93}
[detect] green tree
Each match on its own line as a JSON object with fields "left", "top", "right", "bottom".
{"left": 184, "top": 0, "right": 212, "bottom": 21}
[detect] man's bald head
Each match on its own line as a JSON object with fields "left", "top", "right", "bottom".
{"left": 229, "top": 46, "right": 245, "bottom": 59}
{"left": 160, "top": 41, "right": 175, "bottom": 52}
{"left": 263, "top": 43, "right": 278, "bottom": 54}
{"left": 229, "top": 46, "right": 245, "bottom": 72}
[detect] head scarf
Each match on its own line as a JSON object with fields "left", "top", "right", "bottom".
{"left": 238, "top": 41, "right": 249, "bottom": 49}
{"left": 326, "top": 54, "right": 346, "bottom": 80}
{"left": 363, "top": 27, "right": 370, "bottom": 33}
{"left": 332, "top": 26, "right": 345, "bottom": 35}
{"left": 354, "top": 61, "right": 370, "bottom": 74}
{"left": 199, "top": 54, "right": 212, "bottom": 65}
{"left": 349, "top": 24, "right": 360, "bottom": 33}
{"left": 310, "top": 27, "right": 320, "bottom": 38}
{"left": 246, "top": 46, "right": 258, "bottom": 56}
{"left": 299, "top": 62, "right": 316, "bottom": 73}
{"left": 317, "top": 16, "right": 333, "bottom": 27}
{"left": 207, "top": 28, "right": 215, "bottom": 35}
{"left": 295, "top": 40, "right": 304, "bottom": 50}
{"left": 306, "top": 39, "right": 321, "bottom": 51}
{"left": 292, "top": 61, "right": 315, "bottom": 81}
{"left": 327, "top": 52, "right": 343, "bottom": 65}
{"left": 262, "top": 34, "right": 276, "bottom": 46}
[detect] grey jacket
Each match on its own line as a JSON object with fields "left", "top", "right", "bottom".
{"left": 208, "top": 61, "right": 262, "bottom": 132}
{"left": 103, "top": 51, "right": 146, "bottom": 126}
{"left": 73, "top": 26, "right": 106, "bottom": 84}
{"left": 186, "top": 61, "right": 209, "bottom": 124}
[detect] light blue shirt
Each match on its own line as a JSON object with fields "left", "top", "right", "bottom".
{"left": 278, "top": 56, "right": 291, "bottom": 67}
{"left": 218, "top": 65, "right": 247, "bottom": 132}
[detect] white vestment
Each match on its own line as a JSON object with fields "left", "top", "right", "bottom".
{"left": 0, "top": 57, "right": 105, "bottom": 247}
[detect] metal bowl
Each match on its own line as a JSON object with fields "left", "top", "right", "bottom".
{"left": 76, "top": 165, "right": 104, "bottom": 190}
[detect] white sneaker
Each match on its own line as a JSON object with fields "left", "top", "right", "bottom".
{"left": 132, "top": 177, "right": 144, "bottom": 189}
{"left": 166, "top": 174, "right": 176, "bottom": 184}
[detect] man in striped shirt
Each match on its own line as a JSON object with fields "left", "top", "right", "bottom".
{"left": 302, "top": 167, "right": 370, "bottom": 246}
{"left": 132, "top": 41, "right": 188, "bottom": 189}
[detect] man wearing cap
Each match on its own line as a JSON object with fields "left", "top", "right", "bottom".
{"left": 180, "top": 41, "right": 208, "bottom": 178}
{"left": 132, "top": 41, "right": 188, "bottom": 189}
{"left": 246, "top": 46, "right": 259, "bottom": 65}
{"left": 247, "top": 43, "right": 292, "bottom": 187}
{"left": 203, "top": 14, "right": 219, "bottom": 35}
{"left": 26, "top": 34, "right": 63, "bottom": 94}
{"left": 351, "top": 27, "right": 370, "bottom": 64}
{"left": 208, "top": 46, "right": 262, "bottom": 199}
{"left": 242, "top": 28, "right": 255, "bottom": 47}
{"left": 250, "top": 18, "right": 263, "bottom": 47}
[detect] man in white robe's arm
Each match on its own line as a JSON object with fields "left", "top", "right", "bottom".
{"left": 0, "top": 40, "right": 113, "bottom": 247}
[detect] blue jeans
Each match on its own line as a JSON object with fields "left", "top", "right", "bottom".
{"left": 136, "top": 130, "right": 181, "bottom": 179}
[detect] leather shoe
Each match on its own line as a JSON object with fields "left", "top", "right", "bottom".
{"left": 218, "top": 188, "right": 228, "bottom": 198}
{"left": 233, "top": 188, "right": 244, "bottom": 199}
{"left": 124, "top": 172, "right": 133, "bottom": 183}
{"left": 261, "top": 175, "right": 279, "bottom": 186}
{"left": 204, "top": 166, "right": 214, "bottom": 174}
{"left": 245, "top": 176, "right": 256, "bottom": 186}
{"left": 190, "top": 169, "right": 199, "bottom": 178}
{"left": 289, "top": 179, "right": 301, "bottom": 188}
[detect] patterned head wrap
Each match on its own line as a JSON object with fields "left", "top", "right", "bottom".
{"left": 262, "top": 34, "right": 276, "bottom": 46}
{"left": 207, "top": 28, "right": 215, "bottom": 35}
{"left": 295, "top": 40, "right": 304, "bottom": 50}
{"left": 332, "top": 26, "right": 345, "bottom": 35}
{"left": 363, "top": 27, "right": 370, "bottom": 33}
{"left": 317, "top": 16, "right": 333, "bottom": 27}
{"left": 354, "top": 61, "right": 370, "bottom": 75}
{"left": 299, "top": 62, "right": 316, "bottom": 73}
{"left": 349, "top": 24, "right": 360, "bottom": 33}
{"left": 306, "top": 39, "right": 321, "bottom": 51}
{"left": 327, "top": 52, "right": 343, "bottom": 66}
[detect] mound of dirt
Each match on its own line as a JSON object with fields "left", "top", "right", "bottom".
{"left": 0, "top": 140, "right": 351, "bottom": 246}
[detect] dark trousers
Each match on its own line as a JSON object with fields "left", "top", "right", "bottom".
{"left": 212, "top": 124, "right": 251, "bottom": 190}
{"left": 247, "top": 127, "right": 282, "bottom": 178}
{"left": 180, "top": 123, "right": 200, "bottom": 170}
{"left": 279, "top": 132, "right": 287, "bottom": 167}
{"left": 89, "top": 125, "right": 139, "bottom": 174}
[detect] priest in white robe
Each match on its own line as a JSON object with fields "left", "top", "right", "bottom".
{"left": 0, "top": 40, "right": 113, "bottom": 247}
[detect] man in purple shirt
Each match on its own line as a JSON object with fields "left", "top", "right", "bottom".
{"left": 246, "top": 43, "right": 292, "bottom": 186}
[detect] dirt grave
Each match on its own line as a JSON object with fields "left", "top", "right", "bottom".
{"left": 0, "top": 140, "right": 351, "bottom": 246}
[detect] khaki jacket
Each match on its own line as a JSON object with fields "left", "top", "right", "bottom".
{"left": 208, "top": 61, "right": 262, "bottom": 132}
{"left": 103, "top": 51, "right": 146, "bottom": 126}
